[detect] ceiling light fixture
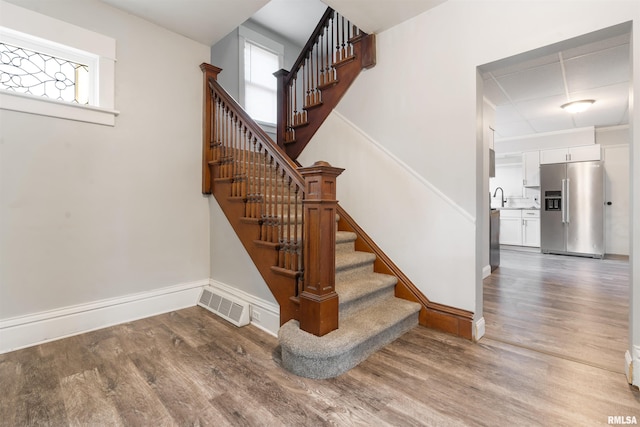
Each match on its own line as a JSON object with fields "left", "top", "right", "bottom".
{"left": 561, "top": 99, "right": 595, "bottom": 113}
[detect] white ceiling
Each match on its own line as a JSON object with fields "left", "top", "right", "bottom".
{"left": 95, "top": 1, "right": 630, "bottom": 143}
{"left": 481, "top": 23, "right": 631, "bottom": 140}
{"left": 97, "top": 0, "right": 444, "bottom": 47}
{"left": 322, "top": 0, "right": 446, "bottom": 34}
{"left": 250, "top": 0, "right": 327, "bottom": 46}
{"left": 99, "top": 0, "right": 270, "bottom": 46}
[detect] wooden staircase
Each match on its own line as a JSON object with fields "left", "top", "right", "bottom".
{"left": 199, "top": 7, "right": 474, "bottom": 378}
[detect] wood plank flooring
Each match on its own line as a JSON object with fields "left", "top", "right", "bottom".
{"left": 484, "top": 247, "right": 630, "bottom": 373}
{"left": 1, "top": 303, "right": 638, "bottom": 426}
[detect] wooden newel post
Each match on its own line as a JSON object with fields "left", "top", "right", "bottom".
{"left": 200, "top": 63, "right": 222, "bottom": 195}
{"left": 298, "top": 161, "right": 344, "bottom": 336}
{"left": 273, "top": 68, "right": 289, "bottom": 149}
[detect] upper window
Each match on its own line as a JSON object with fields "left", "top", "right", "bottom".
{"left": 0, "top": 2, "right": 117, "bottom": 126}
{"left": 239, "top": 26, "right": 283, "bottom": 128}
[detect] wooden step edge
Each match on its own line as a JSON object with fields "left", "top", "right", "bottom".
{"left": 289, "top": 295, "right": 300, "bottom": 306}
{"left": 333, "top": 54, "right": 356, "bottom": 68}
{"left": 317, "top": 79, "right": 339, "bottom": 91}
{"left": 303, "top": 101, "right": 323, "bottom": 111}
{"left": 254, "top": 239, "right": 280, "bottom": 250}
{"left": 291, "top": 121, "right": 309, "bottom": 130}
{"left": 272, "top": 266, "right": 301, "bottom": 279}
{"left": 227, "top": 196, "right": 246, "bottom": 203}
{"left": 240, "top": 217, "right": 261, "bottom": 225}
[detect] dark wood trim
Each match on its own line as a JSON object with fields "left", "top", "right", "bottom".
{"left": 199, "top": 63, "right": 222, "bottom": 194}
{"left": 298, "top": 161, "right": 344, "bottom": 336}
{"left": 336, "top": 205, "right": 474, "bottom": 339}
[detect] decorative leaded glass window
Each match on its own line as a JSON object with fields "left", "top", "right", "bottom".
{"left": 0, "top": 41, "right": 90, "bottom": 104}
{"left": 1, "top": 1, "right": 117, "bottom": 125}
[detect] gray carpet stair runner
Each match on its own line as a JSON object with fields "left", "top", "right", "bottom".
{"left": 278, "top": 230, "right": 421, "bottom": 379}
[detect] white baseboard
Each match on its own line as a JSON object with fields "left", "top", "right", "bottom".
{"left": 209, "top": 279, "right": 280, "bottom": 337}
{"left": 482, "top": 265, "right": 492, "bottom": 279}
{"left": 627, "top": 345, "right": 640, "bottom": 387}
{"left": 474, "top": 317, "right": 486, "bottom": 341}
{"left": 0, "top": 279, "right": 208, "bottom": 354}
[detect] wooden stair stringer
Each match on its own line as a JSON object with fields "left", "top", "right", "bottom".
{"left": 336, "top": 205, "right": 474, "bottom": 339}
{"left": 210, "top": 175, "right": 300, "bottom": 325}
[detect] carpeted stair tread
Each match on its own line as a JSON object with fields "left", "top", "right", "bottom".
{"left": 336, "top": 231, "right": 357, "bottom": 244}
{"left": 335, "top": 273, "right": 397, "bottom": 314}
{"left": 335, "top": 251, "right": 376, "bottom": 272}
{"left": 278, "top": 297, "right": 420, "bottom": 379}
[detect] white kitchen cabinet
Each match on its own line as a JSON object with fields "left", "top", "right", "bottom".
{"left": 522, "top": 209, "right": 540, "bottom": 247}
{"left": 569, "top": 144, "right": 601, "bottom": 162}
{"left": 522, "top": 151, "right": 540, "bottom": 187}
{"left": 499, "top": 210, "right": 523, "bottom": 246}
{"left": 499, "top": 209, "right": 540, "bottom": 247}
{"left": 540, "top": 144, "right": 601, "bottom": 164}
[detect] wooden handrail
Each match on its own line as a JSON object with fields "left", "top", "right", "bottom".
{"left": 283, "top": 7, "right": 335, "bottom": 89}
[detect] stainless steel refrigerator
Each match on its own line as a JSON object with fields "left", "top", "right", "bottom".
{"left": 540, "top": 161, "right": 604, "bottom": 258}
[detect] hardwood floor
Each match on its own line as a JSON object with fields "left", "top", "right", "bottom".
{"left": 1, "top": 304, "right": 638, "bottom": 426}
{"left": 484, "top": 247, "right": 630, "bottom": 373}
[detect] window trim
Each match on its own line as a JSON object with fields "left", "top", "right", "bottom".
{"left": 0, "top": 2, "right": 118, "bottom": 126}
{"left": 238, "top": 25, "right": 283, "bottom": 133}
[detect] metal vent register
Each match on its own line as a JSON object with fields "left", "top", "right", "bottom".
{"left": 198, "top": 287, "right": 250, "bottom": 327}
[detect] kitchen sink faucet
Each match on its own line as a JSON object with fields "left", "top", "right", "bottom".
{"left": 493, "top": 187, "right": 506, "bottom": 207}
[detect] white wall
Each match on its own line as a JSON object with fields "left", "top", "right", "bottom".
{"left": 0, "top": 0, "right": 210, "bottom": 328}
{"left": 299, "top": 112, "right": 476, "bottom": 311}
{"left": 313, "top": 1, "right": 639, "bottom": 382}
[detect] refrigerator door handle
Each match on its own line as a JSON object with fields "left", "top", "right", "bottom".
{"left": 561, "top": 179, "right": 566, "bottom": 223}
{"left": 565, "top": 178, "right": 570, "bottom": 223}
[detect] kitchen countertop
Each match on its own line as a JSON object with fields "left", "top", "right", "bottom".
{"left": 494, "top": 207, "right": 540, "bottom": 210}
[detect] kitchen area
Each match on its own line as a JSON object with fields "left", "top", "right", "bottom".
{"left": 488, "top": 125, "right": 629, "bottom": 272}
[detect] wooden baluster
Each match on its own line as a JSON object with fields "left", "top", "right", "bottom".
{"left": 341, "top": 15, "right": 346, "bottom": 61}
{"left": 277, "top": 168, "right": 285, "bottom": 259}
{"left": 241, "top": 126, "right": 247, "bottom": 199}
{"left": 325, "top": 22, "right": 332, "bottom": 84}
{"left": 347, "top": 18, "right": 352, "bottom": 57}
{"left": 232, "top": 115, "right": 238, "bottom": 195}
{"left": 298, "top": 161, "right": 344, "bottom": 336}
{"left": 245, "top": 131, "right": 252, "bottom": 217}
{"left": 315, "top": 42, "right": 320, "bottom": 104}
{"left": 266, "top": 158, "right": 272, "bottom": 241}
{"left": 284, "top": 176, "right": 292, "bottom": 270}
{"left": 270, "top": 159, "right": 277, "bottom": 243}
{"left": 261, "top": 148, "right": 268, "bottom": 241}
{"left": 305, "top": 56, "right": 310, "bottom": 108}
{"left": 215, "top": 96, "right": 222, "bottom": 164}
{"left": 256, "top": 142, "right": 263, "bottom": 221}
{"left": 225, "top": 108, "right": 231, "bottom": 179}
{"left": 293, "top": 184, "right": 301, "bottom": 275}
{"left": 319, "top": 33, "right": 325, "bottom": 87}
{"left": 249, "top": 136, "right": 257, "bottom": 218}
{"left": 221, "top": 107, "right": 227, "bottom": 178}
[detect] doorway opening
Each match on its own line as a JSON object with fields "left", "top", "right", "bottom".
{"left": 479, "top": 22, "right": 632, "bottom": 374}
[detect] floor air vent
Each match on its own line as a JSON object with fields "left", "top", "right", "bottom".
{"left": 198, "top": 287, "right": 250, "bottom": 327}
